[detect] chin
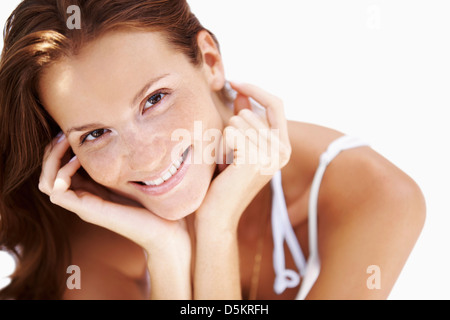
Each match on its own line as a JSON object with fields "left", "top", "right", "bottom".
{"left": 143, "top": 169, "right": 213, "bottom": 221}
{"left": 148, "top": 192, "right": 205, "bottom": 221}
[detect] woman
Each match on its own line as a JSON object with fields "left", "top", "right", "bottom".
{"left": 0, "top": 0, "right": 426, "bottom": 300}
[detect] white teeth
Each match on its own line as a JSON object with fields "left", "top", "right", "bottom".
{"left": 173, "top": 159, "right": 181, "bottom": 169}
{"left": 139, "top": 147, "right": 189, "bottom": 186}
{"left": 161, "top": 171, "right": 172, "bottom": 181}
{"left": 153, "top": 178, "right": 165, "bottom": 186}
{"left": 169, "top": 165, "right": 177, "bottom": 175}
{"left": 178, "top": 157, "right": 185, "bottom": 168}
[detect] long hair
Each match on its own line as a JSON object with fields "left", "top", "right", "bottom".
{"left": 0, "top": 0, "right": 218, "bottom": 299}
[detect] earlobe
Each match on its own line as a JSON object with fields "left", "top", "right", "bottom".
{"left": 197, "top": 30, "right": 225, "bottom": 91}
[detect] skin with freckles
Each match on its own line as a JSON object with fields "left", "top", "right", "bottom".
{"left": 38, "top": 29, "right": 426, "bottom": 300}
{"left": 39, "top": 31, "right": 225, "bottom": 221}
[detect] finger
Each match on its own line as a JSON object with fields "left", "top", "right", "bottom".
{"left": 51, "top": 156, "right": 81, "bottom": 198}
{"left": 228, "top": 113, "right": 259, "bottom": 147}
{"left": 237, "top": 108, "right": 268, "bottom": 134}
{"left": 232, "top": 107, "right": 290, "bottom": 174}
{"left": 223, "top": 126, "right": 252, "bottom": 167}
{"left": 42, "top": 132, "right": 64, "bottom": 161}
{"left": 39, "top": 134, "right": 71, "bottom": 195}
{"left": 234, "top": 109, "right": 280, "bottom": 153}
{"left": 54, "top": 187, "right": 166, "bottom": 249}
{"left": 233, "top": 93, "right": 252, "bottom": 116}
{"left": 228, "top": 110, "right": 285, "bottom": 170}
{"left": 215, "top": 128, "right": 237, "bottom": 172}
{"left": 229, "top": 82, "right": 289, "bottom": 142}
{"left": 48, "top": 156, "right": 150, "bottom": 237}
{"left": 229, "top": 82, "right": 282, "bottom": 112}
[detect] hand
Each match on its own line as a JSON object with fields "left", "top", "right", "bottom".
{"left": 38, "top": 135, "right": 191, "bottom": 258}
{"left": 39, "top": 134, "right": 193, "bottom": 298}
{"left": 196, "top": 82, "right": 292, "bottom": 230}
{"left": 192, "top": 82, "right": 291, "bottom": 299}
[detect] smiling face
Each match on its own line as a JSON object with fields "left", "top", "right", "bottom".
{"left": 38, "top": 30, "right": 231, "bottom": 220}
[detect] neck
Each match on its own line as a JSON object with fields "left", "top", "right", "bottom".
{"left": 212, "top": 89, "right": 235, "bottom": 126}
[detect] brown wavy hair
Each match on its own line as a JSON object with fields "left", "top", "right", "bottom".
{"left": 0, "top": 0, "right": 219, "bottom": 299}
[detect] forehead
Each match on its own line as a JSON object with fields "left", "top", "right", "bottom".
{"left": 38, "top": 30, "right": 190, "bottom": 127}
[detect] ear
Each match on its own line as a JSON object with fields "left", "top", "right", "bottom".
{"left": 197, "top": 30, "right": 226, "bottom": 91}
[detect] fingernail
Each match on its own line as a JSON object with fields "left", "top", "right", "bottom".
{"left": 224, "top": 81, "right": 232, "bottom": 90}
{"left": 69, "top": 155, "right": 77, "bottom": 163}
{"left": 57, "top": 132, "right": 66, "bottom": 143}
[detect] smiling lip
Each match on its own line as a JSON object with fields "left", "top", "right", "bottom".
{"left": 130, "top": 146, "right": 192, "bottom": 196}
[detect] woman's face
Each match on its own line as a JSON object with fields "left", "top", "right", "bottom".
{"left": 39, "top": 30, "right": 229, "bottom": 220}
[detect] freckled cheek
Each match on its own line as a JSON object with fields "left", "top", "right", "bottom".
{"left": 168, "top": 99, "right": 216, "bottom": 133}
{"left": 77, "top": 151, "right": 123, "bottom": 187}
{"left": 158, "top": 106, "right": 196, "bottom": 144}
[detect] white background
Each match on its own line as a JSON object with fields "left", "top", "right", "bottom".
{"left": 1, "top": 0, "right": 449, "bottom": 299}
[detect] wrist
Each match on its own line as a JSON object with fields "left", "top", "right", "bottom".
{"left": 193, "top": 214, "right": 241, "bottom": 300}
{"left": 145, "top": 240, "right": 191, "bottom": 264}
{"left": 146, "top": 249, "right": 192, "bottom": 300}
{"left": 195, "top": 209, "right": 239, "bottom": 237}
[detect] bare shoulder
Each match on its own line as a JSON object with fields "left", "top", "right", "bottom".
{"left": 282, "top": 120, "right": 426, "bottom": 299}
{"left": 62, "top": 216, "right": 149, "bottom": 299}
{"left": 279, "top": 121, "right": 345, "bottom": 224}
{"left": 283, "top": 120, "right": 426, "bottom": 224}
{"left": 284, "top": 120, "right": 345, "bottom": 178}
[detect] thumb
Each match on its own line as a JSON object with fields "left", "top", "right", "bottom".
{"left": 215, "top": 131, "right": 232, "bottom": 173}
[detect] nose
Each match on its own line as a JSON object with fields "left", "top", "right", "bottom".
{"left": 121, "top": 130, "right": 167, "bottom": 173}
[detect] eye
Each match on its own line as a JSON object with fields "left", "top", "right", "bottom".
{"left": 143, "top": 92, "right": 167, "bottom": 112}
{"left": 81, "top": 128, "right": 108, "bottom": 144}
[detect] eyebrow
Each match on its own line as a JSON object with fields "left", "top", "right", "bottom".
{"left": 66, "top": 123, "right": 106, "bottom": 136}
{"left": 66, "top": 73, "right": 171, "bottom": 136}
{"left": 131, "top": 73, "right": 171, "bottom": 108}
